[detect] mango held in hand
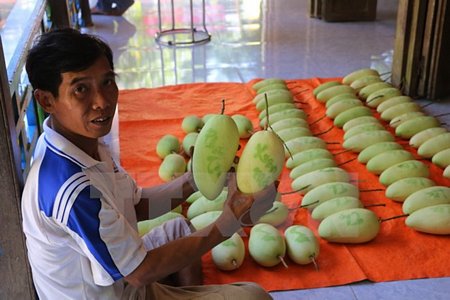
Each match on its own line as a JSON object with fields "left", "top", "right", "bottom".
{"left": 236, "top": 130, "right": 285, "bottom": 194}
{"left": 192, "top": 114, "right": 240, "bottom": 200}
{"left": 182, "top": 115, "right": 204, "bottom": 133}
{"left": 318, "top": 208, "right": 380, "bottom": 243}
{"left": 249, "top": 223, "right": 286, "bottom": 267}
{"left": 284, "top": 225, "right": 320, "bottom": 265}
{"left": 405, "top": 204, "right": 450, "bottom": 235}
{"left": 211, "top": 233, "right": 245, "bottom": 271}
{"left": 137, "top": 212, "right": 184, "bottom": 237}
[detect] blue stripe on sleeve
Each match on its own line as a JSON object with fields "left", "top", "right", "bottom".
{"left": 67, "top": 185, "right": 123, "bottom": 281}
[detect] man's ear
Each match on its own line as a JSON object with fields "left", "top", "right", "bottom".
{"left": 34, "top": 89, "right": 55, "bottom": 113}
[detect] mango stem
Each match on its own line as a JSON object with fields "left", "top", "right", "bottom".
{"left": 379, "top": 214, "right": 409, "bottom": 223}
{"left": 279, "top": 256, "right": 289, "bottom": 269}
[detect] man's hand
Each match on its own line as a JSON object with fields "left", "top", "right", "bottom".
{"left": 220, "top": 169, "right": 279, "bottom": 232}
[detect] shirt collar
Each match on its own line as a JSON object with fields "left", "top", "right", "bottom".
{"left": 42, "top": 117, "right": 108, "bottom": 169}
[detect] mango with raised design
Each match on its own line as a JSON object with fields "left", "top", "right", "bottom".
{"left": 318, "top": 208, "right": 380, "bottom": 243}
{"left": 192, "top": 114, "right": 240, "bottom": 199}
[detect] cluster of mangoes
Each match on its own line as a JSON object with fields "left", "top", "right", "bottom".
{"left": 313, "top": 68, "right": 450, "bottom": 235}
{"left": 254, "top": 78, "right": 380, "bottom": 244}
{"left": 155, "top": 112, "right": 255, "bottom": 183}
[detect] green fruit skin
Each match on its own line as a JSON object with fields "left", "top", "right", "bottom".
{"left": 190, "top": 211, "right": 222, "bottom": 230}
{"left": 402, "top": 186, "right": 450, "bottom": 214}
{"left": 316, "top": 85, "right": 355, "bottom": 103}
{"left": 182, "top": 115, "right": 204, "bottom": 133}
{"left": 410, "top": 127, "right": 448, "bottom": 148}
{"left": 249, "top": 223, "right": 286, "bottom": 267}
{"left": 358, "top": 142, "right": 403, "bottom": 164}
{"left": 236, "top": 130, "right": 285, "bottom": 194}
{"left": 318, "top": 208, "right": 380, "bottom": 243}
{"left": 277, "top": 126, "right": 312, "bottom": 142}
{"left": 380, "top": 102, "right": 422, "bottom": 121}
{"left": 192, "top": 115, "right": 240, "bottom": 200}
{"left": 376, "top": 96, "right": 413, "bottom": 113}
{"left": 258, "top": 103, "right": 296, "bottom": 121}
{"left": 385, "top": 177, "right": 436, "bottom": 202}
{"left": 182, "top": 132, "right": 199, "bottom": 156}
{"left": 379, "top": 160, "right": 429, "bottom": 187}
{"left": 444, "top": 165, "right": 450, "bottom": 178}
{"left": 253, "top": 78, "right": 285, "bottom": 91}
{"left": 390, "top": 111, "right": 425, "bottom": 128}
{"left": 289, "top": 158, "right": 337, "bottom": 179}
{"left": 284, "top": 136, "right": 327, "bottom": 158}
{"left": 291, "top": 167, "right": 351, "bottom": 195}
{"left": 334, "top": 106, "right": 373, "bottom": 128}
{"left": 358, "top": 82, "right": 392, "bottom": 100}
{"left": 326, "top": 94, "right": 360, "bottom": 109}
{"left": 405, "top": 204, "right": 450, "bottom": 235}
{"left": 286, "top": 148, "right": 334, "bottom": 169}
{"left": 418, "top": 132, "right": 450, "bottom": 158}
{"left": 312, "top": 196, "right": 363, "bottom": 221}
{"left": 186, "top": 190, "right": 203, "bottom": 204}
{"left": 158, "top": 153, "right": 186, "bottom": 182}
{"left": 211, "top": 233, "right": 245, "bottom": 271}
{"left": 137, "top": 212, "right": 184, "bottom": 237}
{"left": 260, "top": 109, "right": 307, "bottom": 128}
{"left": 156, "top": 134, "right": 180, "bottom": 159}
{"left": 257, "top": 83, "right": 288, "bottom": 94}
{"left": 232, "top": 114, "right": 254, "bottom": 139}
{"left": 366, "top": 150, "right": 414, "bottom": 175}
{"left": 395, "top": 116, "right": 440, "bottom": 139}
{"left": 285, "top": 225, "right": 320, "bottom": 265}
{"left": 343, "top": 130, "right": 395, "bottom": 152}
{"left": 270, "top": 118, "right": 309, "bottom": 133}
{"left": 344, "top": 122, "right": 385, "bottom": 140}
{"left": 366, "top": 87, "right": 402, "bottom": 108}
{"left": 254, "top": 90, "right": 293, "bottom": 110}
{"left": 342, "top": 116, "right": 379, "bottom": 131}
{"left": 432, "top": 148, "right": 450, "bottom": 168}
{"left": 326, "top": 99, "right": 363, "bottom": 119}
{"left": 350, "top": 75, "right": 382, "bottom": 92}
{"left": 302, "top": 182, "right": 359, "bottom": 210}
{"left": 187, "top": 189, "right": 228, "bottom": 219}
{"left": 257, "top": 201, "right": 289, "bottom": 227}
{"left": 313, "top": 81, "right": 341, "bottom": 97}
{"left": 342, "top": 68, "right": 379, "bottom": 85}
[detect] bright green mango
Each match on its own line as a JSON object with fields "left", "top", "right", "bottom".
{"left": 402, "top": 186, "right": 450, "bottom": 214}
{"left": 312, "top": 196, "right": 363, "bottom": 221}
{"left": 137, "top": 212, "right": 184, "bottom": 237}
{"left": 284, "top": 225, "right": 320, "bottom": 265}
{"left": 211, "top": 233, "right": 245, "bottom": 271}
{"left": 385, "top": 177, "right": 435, "bottom": 202}
{"left": 249, "top": 223, "right": 286, "bottom": 267}
{"left": 318, "top": 208, "right": 380, "bottom": 243}
{"left": 405, "top": 204, "right": 450, "bottom": 235}
{"left": 192, "top": 114, "right": 240, "bottom": 200}
{"left": 156, "top": 134, "right": 180, "bottom": 159}
{"left": 301, "top": 182, "right": 359, "bottom": 210}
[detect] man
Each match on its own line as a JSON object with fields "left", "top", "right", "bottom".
{"left": 21, "top": 28, "right": 276, "bottom": 299}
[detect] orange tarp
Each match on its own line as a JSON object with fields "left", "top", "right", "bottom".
{"left": 118, "top": 79, "right": 450, "bottom": 292}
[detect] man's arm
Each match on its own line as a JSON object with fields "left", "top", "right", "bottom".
{"left": 135, "top": 172, "right": 197, "bottom": 221}
{"left": 126, "top": 172, "right": 278, "bottom": 288}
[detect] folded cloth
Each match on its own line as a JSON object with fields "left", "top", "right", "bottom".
{"left": 141, "top": 217, "right": 192, "bottom": 251}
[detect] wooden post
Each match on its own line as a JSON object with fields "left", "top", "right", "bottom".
{"left": 0, "top": 37, "right": 36, "bottom": 300}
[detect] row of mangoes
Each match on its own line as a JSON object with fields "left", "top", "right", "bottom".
{"left": 252, "top": 78, "right": 386, "bottom": 244}
{"left": 311, "top": 68, "right": 450, "bottom": 234}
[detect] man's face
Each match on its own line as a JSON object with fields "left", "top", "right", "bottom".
{"left": 50, "top": 56, "right": 118, "bottom": 143}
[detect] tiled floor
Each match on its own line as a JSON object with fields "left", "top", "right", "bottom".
{"left": 1, "top": 0, "right": 449, "bottom": 299}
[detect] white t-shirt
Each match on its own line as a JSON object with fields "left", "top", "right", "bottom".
{"left": 21, "top": 118, "right": 147, "bottom": 299}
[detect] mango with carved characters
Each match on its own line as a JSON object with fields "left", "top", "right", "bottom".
{"left": 318, "top": 208, "right": 380, "bottom": 243}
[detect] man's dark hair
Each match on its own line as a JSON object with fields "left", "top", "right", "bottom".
{"left": 26, "top": 28, "right": 114, "bottom": 97}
